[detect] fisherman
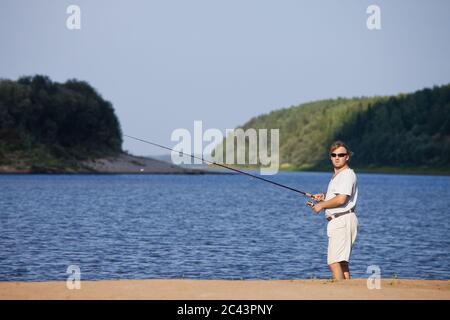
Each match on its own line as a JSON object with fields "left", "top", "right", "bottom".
{"left": 307, "top": 141, "right": 359, "bottom": 280}
{"left": 126, "top": 134, "right": 359, "bottom": 280}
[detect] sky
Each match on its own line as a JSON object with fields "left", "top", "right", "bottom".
{"left": 1, "top": 0, "right": 449, "bottom": 156}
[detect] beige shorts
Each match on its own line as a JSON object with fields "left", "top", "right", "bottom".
{"left": 327, "top": 212, "right": 358, "bottom": 265}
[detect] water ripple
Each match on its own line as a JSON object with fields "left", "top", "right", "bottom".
{"left": 0, "top": 172, "right": 449, "bottom": 280}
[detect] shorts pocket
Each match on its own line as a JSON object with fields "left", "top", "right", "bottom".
{"left": 327, "top": 216, "right": 347, "bottom": 237}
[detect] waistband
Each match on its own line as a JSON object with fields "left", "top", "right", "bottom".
{"left": 326, "top": 209, "right": 355, "bottom": 222}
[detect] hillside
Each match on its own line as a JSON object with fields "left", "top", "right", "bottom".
{"left": 0, "top": 75, "right": 204, "bottom": 174}
{"left": 2, "top": 76, "right": 448, "bottom": 174}
{"left": 218, "top": 84, "right": 450, "bottom": 173}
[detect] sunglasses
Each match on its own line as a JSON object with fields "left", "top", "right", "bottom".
{"left": 330, "top": 153, "right": 348, "bottom": 158}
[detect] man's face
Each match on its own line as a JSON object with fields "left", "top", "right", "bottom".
{"left": 330, "top": 146, "right": 349, "bottom": 169}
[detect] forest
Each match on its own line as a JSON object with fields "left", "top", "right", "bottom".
{"left": 0, "top": 75, "right": 122, "bottom": 171}
{"left": 1, "top": 75, "right": 449, "bottom": 174}
{"left": 221, "top": 84, "right": 450, "bottom": 173}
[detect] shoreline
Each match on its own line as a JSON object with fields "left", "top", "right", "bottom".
{"left": 2, "top": 168, "right": 447, "bottom": 176}
{"left": 0, "top": 153, "right": 226, "bottom": 175}
{"left": 210, "top": 165, "right": 450, "bottom": 176}
{"left": 1, "top": 154, "right": 448, "bottom": 176}
{"left": 1, "top": 279, "right": 449, "bottom": 300}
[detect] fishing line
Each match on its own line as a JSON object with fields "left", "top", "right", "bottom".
{"left": 124, "top": 134, "right": 313, "bottom": 199}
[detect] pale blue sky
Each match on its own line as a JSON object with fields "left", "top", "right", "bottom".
{"left": 1, "top": 0, "right": 449, "bottom": 155}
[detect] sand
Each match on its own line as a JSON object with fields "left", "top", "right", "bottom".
{"left": 0, "top": 279, "right": 449, "bottom": 300}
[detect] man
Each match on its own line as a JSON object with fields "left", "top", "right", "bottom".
{"left": 307, "top": 141, "right": 359, "bottom": 280}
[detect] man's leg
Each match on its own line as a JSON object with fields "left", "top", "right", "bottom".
{"left": 341, "top": 261, "right": 350, "bottom": 279}
{"left": 328, "top": 262, "right": 345, "bottom": 280}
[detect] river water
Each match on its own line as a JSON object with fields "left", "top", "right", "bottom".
{"left": 0, "top": 172, "right": 449, "bottom": 281}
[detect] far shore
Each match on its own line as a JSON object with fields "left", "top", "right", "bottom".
{"left": 209, "top": 164, "right": 450, "bottom": 176}
{"left": 0, "top": 279, "right": 449, "bottom": 300}
{"left": 0, "top": 153, "right": 226, "bottom": 175}
{"left": 1, "top": 152, "right": 448, "bottom": 176}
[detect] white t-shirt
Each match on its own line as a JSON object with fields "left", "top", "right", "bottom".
{"left": 324, "top": 168, "right": 358, "bottom": 218}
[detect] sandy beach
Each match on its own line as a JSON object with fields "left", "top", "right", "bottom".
{"left": 0, "top": 279, "right": 449, "bottom": 300}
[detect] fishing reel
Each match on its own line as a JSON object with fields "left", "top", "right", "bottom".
{"left": 305, "top": 193, "right": 322, "bottom": 208}
{"left": 306, "top": 200, "right": 316, "bottom": 208}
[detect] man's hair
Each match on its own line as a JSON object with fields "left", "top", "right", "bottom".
{"left": 329, "top": 140, "right": 353, "bottom": 156}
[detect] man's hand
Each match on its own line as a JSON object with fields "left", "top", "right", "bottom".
{"left": 311, "top": 203, "right": 323, "bottom": 214}
{"left": 313, "top": 193, "right": 325, "bottom": 202}
{"left": 306, "top": 193, "right": 325, "bottom": 202}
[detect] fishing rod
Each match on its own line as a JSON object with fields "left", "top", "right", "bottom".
{"left": 124, "top": 134, "right": 316, "bottom": 202}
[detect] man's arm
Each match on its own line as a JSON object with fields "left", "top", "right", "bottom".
{"left": 312, "top": 194, "right": 348, "bottom": 213}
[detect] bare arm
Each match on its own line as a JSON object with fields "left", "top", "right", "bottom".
{"left": 319, "top": 194, "right": 348, "bottom": 209}
{"left": 311, "top": 194, "right": 348, "bottom": 213}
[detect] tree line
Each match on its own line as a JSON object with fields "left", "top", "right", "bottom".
{"left": 224, "top": 84, "right": 450, "bottom": 172}
{"left": 0, "top": 75, "right": 122, "bottom": 168}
